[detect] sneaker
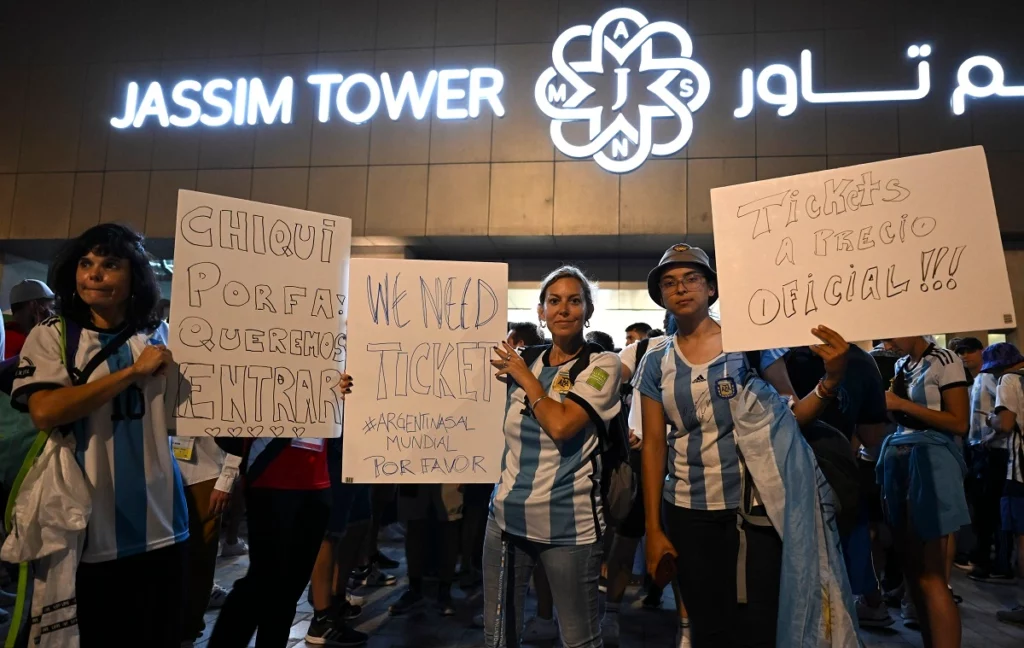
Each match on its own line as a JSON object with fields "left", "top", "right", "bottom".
{"left": 642, "top": 588, "right": 663, "bottom": 609}
{"left": 473, "top": 613, "right": 485, "bottom": 628}
{"left": 346, "top": 592, "right": 366, "bottom": 607}
{"left": 948, "top": 586, "right": 962, "bottom": 605}
{"left": 969, "top": 568, "right": 1018, "bottom": 585}
{"left": 354, "top": 564, "right": 397, "bottom": 588}
{"left": 996, "top": 605, "right": 1024, "bottom": 625}
{"left": 437, "top": 593, "right": 456, "bottom": 617}
{"left": 304, "top": 617, "right": 369, "bottom": 647}
{"left": 389, "top": 589, "right": 425, "bottom": 616}
{"left": 207, "top": 584, "right": 230, "bottom": 609}
{"left": 522, "top": 616, "right": 558, "bottom": 643}
{"left": 856, "top": 597, "right": 894, "bottom": 628}
{"left": 600, "top": 612, "right": 620, "bottom": 647}
{"left": 900, "top": 597, "right": 919, "bottom": 630}
{"left": 372, "top": 550, "right": 400, "bottom": 569}
{"left": 338, "top": 600, "right": 362, "bottom": 620}
{"left": 459, "top": 568, "right": 483, "bottom": 590}
{"left": 676, "top": 621, "right": 692, "bottom": 648}
{"left": 953, "top": 557, "right": 973, "bottom": 572}
{"left": 220, "top": 539, "right": 248, "bottom": 557}
{"left": 882, "top": 585, "right": 904, "bottom": 608}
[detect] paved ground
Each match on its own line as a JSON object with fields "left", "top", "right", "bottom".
{"left": 192, "top": 532, "right": 1024, "bottom": 648}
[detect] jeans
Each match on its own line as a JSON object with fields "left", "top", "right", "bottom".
{"left": 210, "top": 488, "right": 330, "bottom": 648}
{"left": 482, "top": 518, "right": 602, "bottom": 648}
{"left": 968, "top": 446, "right": 1012, "bottom": 573}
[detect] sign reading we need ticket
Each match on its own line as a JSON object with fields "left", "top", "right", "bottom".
{"left": 167, "top": 190, "right": 352, "bottom": 438}
{"left": 711, "top": 146, "right": 1015, "bottom": 351}
{"left": 342, "top": 258, "right": 508, "bottom": 484}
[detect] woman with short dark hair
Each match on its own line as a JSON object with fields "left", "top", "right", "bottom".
{"left": 13, "top": 223, "right": 187, "bottom": 647}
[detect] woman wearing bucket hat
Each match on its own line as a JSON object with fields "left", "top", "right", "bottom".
{"left": 879, "top": 334, "right": 971, "bottom": 647}
{"left": 979, "top": 343, "right": 1024, "bottom": 626}
{"left": 636, "top": 244, "right": 850, "bottom": 647}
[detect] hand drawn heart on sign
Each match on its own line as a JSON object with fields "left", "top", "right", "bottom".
{"left": 292, "top": 427, "right": 306, "bottom": 437}
{"left": 227, "top": 427, "right": 243, "bottom": 437}
{"left": 270, "top": 426, "right": 285, "bottom": 437}
{"left": 247, "top": 426, "right": 264, "bottom": 436}
{"left": 204, "top": 427, "right": 220, "bottom": 437}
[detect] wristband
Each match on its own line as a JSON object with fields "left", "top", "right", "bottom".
{"left": 814, "top": 378, "right": 837, "bottom": 400}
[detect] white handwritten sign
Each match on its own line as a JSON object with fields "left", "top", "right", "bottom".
{"left": 711, "top": 146, "right": 1015, "bottom": 351}
{"left": 167, "top": 190, "right": 352, "bottom": 438}
{"left": 342, "top": 259, "right": 508, "bottom": 483}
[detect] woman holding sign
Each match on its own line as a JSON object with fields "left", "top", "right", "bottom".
{"left": 485, "top": 266, "right": 622, "bottom": 648}
{"left": 881, "top": 336, "right": 970, "bottom": 648}
{"left": 637, "top": 244, "right": 851, "bottom": 647}
{"left": 12, "top": 224, "right": 186, "bottom": 647}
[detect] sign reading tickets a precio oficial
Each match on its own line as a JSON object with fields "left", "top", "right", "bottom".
{"left": 167, "top": 190, "right": 351, "bottom": 438}
{"left": 711, "top": 146, "right": 1015, "bottom": 352}
{"left": 342, "top": 258, "right": 508, "bottom": 484}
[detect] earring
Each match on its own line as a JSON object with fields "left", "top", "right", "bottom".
{"left": 539, "top": 321, "right": 546, "bottom": 329}
{"left": 585, "top": 320, "right": 591, "bottom": 329}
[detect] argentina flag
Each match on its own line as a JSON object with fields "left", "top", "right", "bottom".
{"left": 731, "top": 376, "right": 861, "bottom": 648}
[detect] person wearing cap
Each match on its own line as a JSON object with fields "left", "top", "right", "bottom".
{"left": 952, "top": 337, "right": 1016, "bottom": 583}
{"left": 879, "top": 335, "right": 970, "bottom": 646}
{"left": 980, "top": 342, "right": 1024, "bottom": 625}
{"left": 4, "top": 279, "right": 55, "bottom": 359}
{"left": 636, "top": 244, "right": 851, "bottom": 647}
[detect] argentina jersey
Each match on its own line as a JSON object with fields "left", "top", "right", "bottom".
{"left": 894, "top": 345, "right": 969, "bottom": 435}
{"left": 638, "top": 341, "right": 787, "bottom": 511}
{"left": 996, "top": 372, "right": 1024, "bottom": 488}
{"left": 13, "top": 319, "right": 189, "bottom": 563}
{"left": 491, "top": 349, "right": 622, "bottom": 545}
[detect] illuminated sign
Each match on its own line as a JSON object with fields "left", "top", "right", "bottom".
{"left": 111, "top": 69, "right": 505, "bottom": 129}
{"left": 108, "top": 7, "right": 1024, "bottom": 174}
{"left": 534, "top": 8, "right": 709, "bottom": 174}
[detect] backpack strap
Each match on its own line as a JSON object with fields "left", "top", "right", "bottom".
{"left": 518, "top": 344, "right": 550, "bottom": 369}
{"left": 745, "top": 350, "right": 762, "bottom": 377}
{"left": 635, "top": 338, "right": 651, "bottom": 367}
{"left": 567, "top": 343, "right": 602, "bottom": 383}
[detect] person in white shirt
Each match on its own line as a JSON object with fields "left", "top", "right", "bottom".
{"left": 980, "top": 342, "right": 1024, "bottom": 626}
{"left": 175, "top": 437, "right": 241, "bottom": 644}
{"left": 13, "top": 224, "right": 185, "bottom": 647}
{"left": 952, "top": 337, "right": 1014, "bottom": 582}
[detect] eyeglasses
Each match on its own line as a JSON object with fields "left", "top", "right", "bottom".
{"left": 659, "top": 275, "right": 705, "bottom": 293}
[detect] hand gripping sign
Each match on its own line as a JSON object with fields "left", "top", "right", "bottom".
{"left": 534, "top": 8, "right": 710, "bottom": 174}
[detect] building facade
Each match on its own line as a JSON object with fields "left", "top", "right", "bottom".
{"left": 0, "top": 0, "right": 1022, "bottom": 339}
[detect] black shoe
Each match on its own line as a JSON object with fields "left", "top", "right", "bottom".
{"left": 642, "top": 588, "right": 663, "bottom": 609}
{"left": 373, "top": 551, "right": 400, "bottom": 570}
{"left": 989, "top": 572, "right": 1018, "bottom": 585}
{"left": 437, "top": 593, "right": 456, "bottom": 617}
{"left": 305, "top": 618, "right": 369, "bottom": 647}
{"left": 389, "top": 589, "right": 425, "bottom": 616}
{"left": 338, "top": 600, "right": 362, "bottom": 621}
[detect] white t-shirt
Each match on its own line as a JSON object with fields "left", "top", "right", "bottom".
{"left": 174, "top": 437, "right": 241, "bottom": 492}
{"left": 13, "top": 318, "right": 188, "bottom": 563}
{"left": 619, "top": 336, "right": 670, "bottom": 440}
{"left": 995, "top": 371, "right": 1024, "bottom": 486}
{"left": 491, "top": 349, "right": 622, "bottom": 545}
{"left": 893, "top": 345, "right": 969, "bottom": 435}
{"left": 970, "top": 372, "right": 1004, "bottom": 448}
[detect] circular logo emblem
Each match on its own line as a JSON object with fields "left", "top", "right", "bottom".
{"left": 535, "top": 9, "right": 710, "bottom": 174}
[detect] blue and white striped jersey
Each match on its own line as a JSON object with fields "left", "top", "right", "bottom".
{"left": 13, "top": 318, "right": 189, "bottom": 563}
{"left": 970, "top": 373, "right": 1002, "bottom": 447}
{"left": 491, "top": 349, "right": 622, "bottom": 545}
{"left": 894, "top": 345, "right": 968, "bottom": 435}
{"left": 638, "top": 341, "right": 787, "bottom": 511}
{"left": 995, "top": 371, "right": 1024, "bottom": 487}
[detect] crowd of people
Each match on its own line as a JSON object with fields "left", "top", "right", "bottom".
{"left": 0, "top": 224, "right": 1020, "bottom": 648}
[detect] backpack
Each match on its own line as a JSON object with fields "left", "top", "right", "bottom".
{"left": 741, "top": 350, "right": 861, "bottom": 537}
{"left": 2, "top": 316, "right": 134, "bottom": 648}
{"left": 518, "top": 343, "right": 636, "bottom": 528}
{"left": 620, "top": 337, "right": 651, "bottom": 398}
